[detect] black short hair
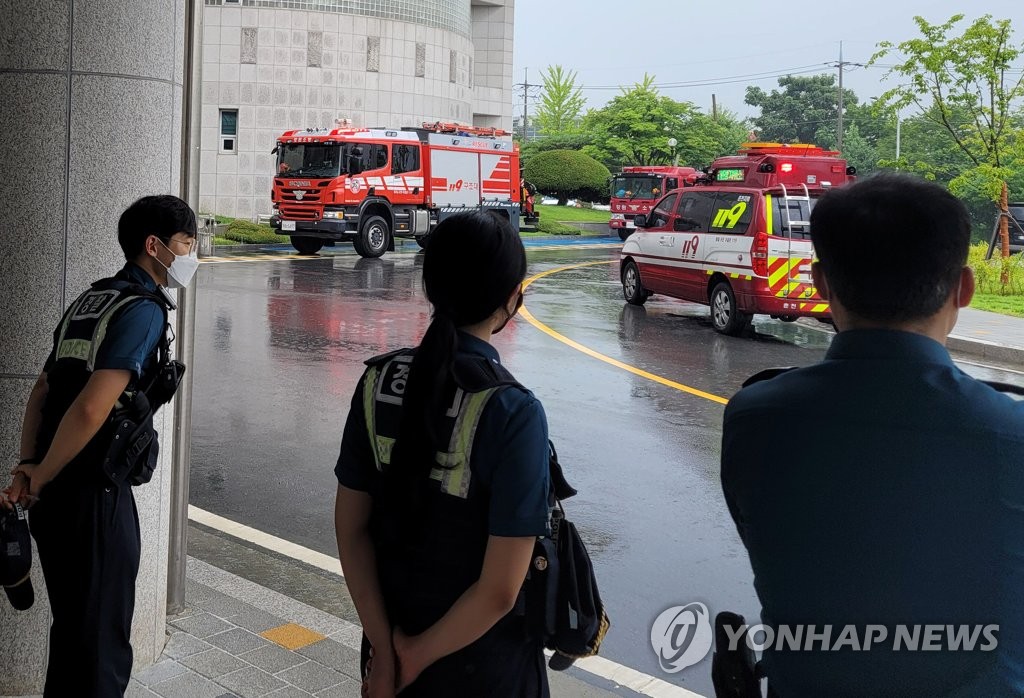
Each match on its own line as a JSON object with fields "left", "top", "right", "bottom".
{"left": 117, "top": 195, "right": 197, "bottom": 260}
{"left": 810, "top": 173, "right": 971, "bottom": 323}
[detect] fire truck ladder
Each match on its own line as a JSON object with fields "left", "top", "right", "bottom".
{"left": 777, "top": 183, "right": 813, "bottom": 299}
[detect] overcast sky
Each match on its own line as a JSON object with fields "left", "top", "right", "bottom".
{"left": 511, "top": 1, "right": 1021, "bottom": 121}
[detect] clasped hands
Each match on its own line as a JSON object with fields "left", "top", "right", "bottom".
{"left": 362, "top": 628, "right": 425, "bottom": 698}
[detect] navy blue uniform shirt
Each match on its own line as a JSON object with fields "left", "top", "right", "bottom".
{"left": 722, "top": 330, "right": 1024, "bottom": 697}
{"left": 45, "top": 263, "right": 165, "bottom": 380}
{"left": 335, "top": 332, "right": 551, "bottom": 538}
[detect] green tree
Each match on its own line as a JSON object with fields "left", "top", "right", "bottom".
{"left": 534, "top": 65, "right": 586, "bottom": 136}
{"left": 745, "top": 74, "right": 858, "bottom": 145}
{"left": 524, "top": 150, "right": 611, "bottom": 205}
{"left": 873, "top": 14, "right": 1024, "bottom": 262}
{"left": 581, "top": 75, "right": 745, "bottom": 170}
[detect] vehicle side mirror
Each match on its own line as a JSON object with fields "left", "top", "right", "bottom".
{"left": 633, "top": 214, "right": 647, "bottom": 229}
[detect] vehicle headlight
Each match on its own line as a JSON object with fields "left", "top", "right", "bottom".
{"left": 322, "top": 210, "right": 343, "bottom": 219}
{"left": 610, "top": 213, "right": 625, "bottom": 220}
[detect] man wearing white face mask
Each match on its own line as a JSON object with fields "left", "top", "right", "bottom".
{"left": 2, "top": 195, "right": 197, "bottom": 697}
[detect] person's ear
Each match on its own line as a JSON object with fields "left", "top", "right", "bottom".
{"left": 955, "top": 266, "right": 975, "bottom": 309}
{"left": 811, "top": 262, "right": 830, "bottom": 301}
{"left": 508, "top": 284, "right": 524, "bottom": 314}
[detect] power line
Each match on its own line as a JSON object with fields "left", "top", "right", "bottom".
{"left": 578, "top": 64, "right": 832, "bottom": 91}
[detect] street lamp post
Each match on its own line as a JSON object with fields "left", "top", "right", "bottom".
{"left": 667, "top": 137, "right": 679, "bottom": 167}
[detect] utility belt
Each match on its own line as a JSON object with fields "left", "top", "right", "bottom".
{"left": 101, "top": 358, "right": 185, "bottom": 486}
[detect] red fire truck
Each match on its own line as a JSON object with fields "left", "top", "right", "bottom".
{"left": 619, "top": 143, "right": 856, "bottom": 335}
{"left": 609, "top": 166, "right": 700, "bottom": 240}
{"left": 271, "top": 122, "right": 521, "bottom": 257}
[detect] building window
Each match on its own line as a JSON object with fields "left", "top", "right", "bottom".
{"left": 367, "top": 37, "right": 380, "bottom": 72}
{"left": 449, "top": 50, "right": 457, "bottom": 83}
{"left": 415, "top": 43, "right": 426, "bottom": 78}
{"left": 220, "top": 109, "right": 238, "bottom": 153}
{"left": 222, "top": 0, "right": 240, "bottom": 4}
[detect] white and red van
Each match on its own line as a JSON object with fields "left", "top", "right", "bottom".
{"left": 619, "top": 143, "right": 856, "bottom": 335}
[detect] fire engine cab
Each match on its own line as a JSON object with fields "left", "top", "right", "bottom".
{"left": 609, "top": 166, "right": 700, "bottom": 240}
{"left": 270, "top": 122, "right": 520, "bottom": 257}
{"left": 619, "top": 143, "right": 856, "bottom": 335}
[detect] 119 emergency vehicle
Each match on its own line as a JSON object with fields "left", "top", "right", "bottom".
{"left": 609, "top": 166, "right": 699, "bottom": 240}
{"left": 271, "top": 122, "right": 521, "bottom": 257}
{"left": 619, "top": 143, "right": 856, "bottom": 335}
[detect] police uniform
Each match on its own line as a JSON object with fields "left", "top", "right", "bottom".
{"left": 29, "top": 263, "right": 167, "bottom": 698}
{"left": 335, "top": 332, "right": 552, "bottom": 697}
{"left": 722, "top": 329, "right": 1024, "bottom": 697}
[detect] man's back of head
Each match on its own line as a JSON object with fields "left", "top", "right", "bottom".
{"left": 810, "top": 173, "right": 973, "bottom": 338}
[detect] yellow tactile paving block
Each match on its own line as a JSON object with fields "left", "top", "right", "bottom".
{"left": 261, "top": 622, "right": 326, "bottom": 650}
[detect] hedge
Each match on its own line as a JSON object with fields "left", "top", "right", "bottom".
{"left": 524, "top": 150, "right": 610, "bottom": 204}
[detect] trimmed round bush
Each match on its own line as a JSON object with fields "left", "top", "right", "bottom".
{"left": 524, "top": 150, "right": 611, "bottom": 204}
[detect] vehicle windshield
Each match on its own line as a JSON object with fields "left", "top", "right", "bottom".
{"left": 611, "top": 175, "right": 662, "bottom": 200}
{"left": 277, "top": 143, "right": 343, "bottom": 178}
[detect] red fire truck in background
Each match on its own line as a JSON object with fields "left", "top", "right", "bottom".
{"left": 620, "top": 143, "right": 856, "bottom": 335}
{"left": 271, "top": 122, "right": 521, "bottom": 257}
{"left": 609, "top": 165, "right": 700, "bottom": 240}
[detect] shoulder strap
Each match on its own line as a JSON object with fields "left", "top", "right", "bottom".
{"left": 741, "top": 366, "right": 797, "bottom": 388}
{"left": 89, "top": 277, "right": 172, "bottom": 379}
{"left": 364, "top": 347, "right": 414, "bottom": 367}
{"left": 451, "top": 353, "right": 525, "bottom": 393}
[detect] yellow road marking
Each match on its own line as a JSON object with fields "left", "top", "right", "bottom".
{"left": 261, "top": 622, "right": 326, "bottom": 650}
{"left": 520, "top": 261, "right": 730, "bottom": 406}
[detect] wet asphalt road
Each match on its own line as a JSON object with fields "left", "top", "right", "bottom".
{"left": 189, "top": 241, "right": 1024, "bottom": 696}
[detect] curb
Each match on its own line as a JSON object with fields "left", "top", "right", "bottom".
{"left": 947, "top": 334, "right": 1024, "bottom": 364}
{"left": 796, "top": 319, "right": 1024, "bottom": 365}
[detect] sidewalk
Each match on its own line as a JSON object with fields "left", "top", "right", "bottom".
{"left": 949, "top": 307, "right": 1024, "bottom": 364}
{"left": 123, "top": 522, "right": 646, "bottom": 698}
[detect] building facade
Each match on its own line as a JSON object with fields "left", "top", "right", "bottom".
{"left": 200, "top": 0, "right": 515, "bottom": 220}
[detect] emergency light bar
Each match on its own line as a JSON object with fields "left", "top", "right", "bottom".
{"left": 739, "top": 142, "right": 840, "bottom": 157}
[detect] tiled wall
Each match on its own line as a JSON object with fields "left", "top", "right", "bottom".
{"left": 204, "top": 0, "right": 472, "bottom": 37}
{"left": 199, "top": 1, "right": 514, "bottom": 219}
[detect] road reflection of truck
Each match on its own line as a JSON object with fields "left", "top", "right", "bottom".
{"left": 609, "top": 166, "right": 699, "bottom": 241}
{"left": 271, "top": 122, "right": 521, "bottom": 257}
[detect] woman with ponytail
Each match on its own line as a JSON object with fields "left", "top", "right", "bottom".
{"left": 334, "top": 211, "right": 552, "bottom": 697}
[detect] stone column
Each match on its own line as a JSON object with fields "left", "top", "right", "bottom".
{"left": 0, "top": 0, "right": 187, "bottom": 692}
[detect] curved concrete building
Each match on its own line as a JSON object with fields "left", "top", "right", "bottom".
{"left": 200, "top": 0, "right": 514, "bottom": 219}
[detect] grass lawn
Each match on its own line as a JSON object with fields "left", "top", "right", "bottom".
{"left": 536, "top": 204, "right": 610, "bottom": 224}
{"left": 971, "top": 293, "right": 1024, "bottom": 317}
{"left": 212, "top": 236, "right": 238, "bottom": 246}
{"left": 536, "top": 217, "right": 581, "bottom": 236}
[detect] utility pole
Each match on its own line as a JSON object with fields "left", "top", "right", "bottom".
{"left": 895, "top": 115, "right": 901, "bottom": 161}
{"left": 830, "top": 42, "right": 863, "bottom": 153}
{"left": 711, "top": 94, "right": 718, "bottom": 121}
{"left": 837, "top": 41, "right": 845, "bottom": 153}
{"left": 513, "top": 68, "right": 541, "bottom": 141}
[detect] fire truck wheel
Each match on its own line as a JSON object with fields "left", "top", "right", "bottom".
{"left": 622, "top": 260, "right": 648, "bottom": 306}
{"left": 618, "top": 228, "right": 632, "bottom": 242}
{"left": 710, "top": 282, "right": 752, "bottom": 336}
{"left": 355, "top": 216, "right": 390, "bottom": 258}
{"left": 291, "top": 237, "right": 323, "bottom": 255}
